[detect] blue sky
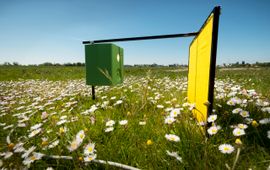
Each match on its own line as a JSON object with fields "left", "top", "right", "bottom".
{"left": 0, "top": 0, "right": 269, "bottom": 65}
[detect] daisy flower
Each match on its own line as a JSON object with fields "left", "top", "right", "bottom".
{"left": 84, "top": 143, "right": 95, "bottom": 155}
{"left": 76, "top": 130, "right": 85, "bottom": 142}
{"left": 207, "top": 114, "right": 217, "bottom": 123}
{"left": 218, "top": 144, "right": 234, "bottom": 154}
{"left": 207, "top": 126, "right": 221, "bottom": 135}
{"left": 166, "top": 150, "right": 182, "bottom": 162}
{"left": 233, "top": 128, "right": 245, "bottom": 136}
{"left": 165, "top": 116, "right": 176, "bottom": 124}
{"left": 106, "top": 120, "right": 115, "bottom": 127}
{"left": 48, "top": 140, "right": 60, "bottom": 149}
{"left": 30, "top": 123, "right": 42, "bottom": 130}
{"left": 237, "top": 123, "right": 248, "bottom": 129}
{"left": 239, "top": 110, "right": 249, "bottom": 118}
{"left": 170, "top": 108, "right": 181, "bottom": 117}
{"left": 67, "top": 140, "right": 80, "bottom": 152}
{"left": 28, "top": 128, "right": 42, "bottom": 138}
{"left": 232, "top": 108, "right": 243, "bottom": 114}
{"left": 105, "top": 127, "right": 114, "bottom": 132}
{"left": 157, "top": 105, "right": 164, "bottom": 109}
{"left": 165, "top": 134, "right": 180, "bottom": 142}
{"left": 84, "top": 154, "right": 97, "bottom": 162}
{"left": 119, "top": 120, "right": 128, "bottom": 125}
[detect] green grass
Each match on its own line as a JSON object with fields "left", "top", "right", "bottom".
{"left": 0, "top": 66, "right": 269, "bottom": 169}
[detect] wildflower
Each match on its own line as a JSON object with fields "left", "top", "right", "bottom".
{"left": 14, "top": 142, "right": 25, "bottom": 153}
{"left": 252, "top": 120, "right": 259, "bottom": 127}
{"left": 23, "top": 152, "right": 44, "bottom": 166}
{"left": 267, "top": 131, "right": 270, "bottom": 139}
{"left": 106, "top": 120, "right": 115, "bottom": 127}
{"left": 233, "top": 128, "right": 245, "bottom": 136}
{"left": 165, "top": 134, "right": 180, "bottom": 142}
{"left": 41, "top": 112, "right": 49, "bottom": 119}
{"left": 59, "top": 127, "right": 68, "bottom": 134}
{"left": 48, "top": 140, "right": 59, "bottom": 149}
{"left": 170, "top": 108, "right": 181, "bottom": 117}
{"left": 114, "top": 100, "right": 123, "bottom": 106}
{"left": 76, "top": 130, "right": 85, "bottom": 142}
{"left": 165, "top": 116, "right": 176, "bottom": 124}
{"left": 56, "top": 119, "right": 67, "bottom": 126}
{"left": 84, "top": 154, "right": 97, "bottom": 162}
{"left": 84, "top": 143, "right": 95, "bottom": 155}
{"left": 157, "top": 105, "right": 164, "bottom": 109}
{"left": 237, "top": 123, "right": 248, "bottom": 129}
{"left": 22, "top": 146, "right": 36, "bottom": 158}
{"left": 139, "top": 121, "right": 146, "bottom": 125}
{"left": 119, "top": 120, "right": 128, "bottom": 125}
{"left": 46, "top": 167, "right": 54, "bottom": 170}
{"left": 30, "top": 123, "right": 42, "bottom": 130}
{"left": 207, "top": 126, "right": 221, "bottom": 135}
{"left": 28, "top": 128, "right": 42, "bottom": 138}
{"left": 67, "top": 140, "right": 80, "bottom": 152}
{"left": 105, "top": 127, "right": 114, "bottom": 132}
{"left": 232, "top": 108, "right": 243, "bottom": 114}
{"left": 166, "top": 150, "right": 182, "bottom": 162}
{"left": 207, "top": 114, "right": 217, "bottom": 123}
{"left": 240, "top": 110, "right": 249, "bottom": 117}
{"left": 188, "top": 103, "right": 196, "bottom": 110}
{"left": 4, "top": 152, "right": 13, "bottom": 159}
{"left": 218, "top": 144, "right": 234, "bottom": 154}
{"left": 146, "top": 140, "right": 153, "bottom": 145}
{"left": 261, "top": 107, "right": 270, "bottom": 113}
{"left": 235, "top": 138, "right": 242, "bottom": 145}
{"left": 259, "top": 118, "right": 270, "bottom": 125}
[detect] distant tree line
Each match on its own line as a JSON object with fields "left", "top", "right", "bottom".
{"left": 1, "top": 61, "right": 269, "bottom": 67}
{"left": 220, "top": 61, "right": 270, "bottom": 68}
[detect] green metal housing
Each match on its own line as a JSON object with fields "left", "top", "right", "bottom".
{"left": 85, "top": 43, "right": 124, "bottom": 86}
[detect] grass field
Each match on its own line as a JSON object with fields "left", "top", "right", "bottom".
{"left": 0, "top": 66, "right": 270, "bottom": 169}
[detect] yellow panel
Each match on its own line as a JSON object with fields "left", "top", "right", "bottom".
{"left": 187, "top": 14, "right": 214, "bottom": 123}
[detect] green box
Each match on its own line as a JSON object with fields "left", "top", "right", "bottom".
{"left": 85, "top": 43, "right": 124, "bottom": 86}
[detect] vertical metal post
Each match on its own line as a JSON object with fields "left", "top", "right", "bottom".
{"left": 92, "top": 86, "right": 96, "bottom": 100}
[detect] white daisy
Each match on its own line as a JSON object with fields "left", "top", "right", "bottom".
{"left": 76, "top": 130, "right": 85, "bottom": 143}
{"left": 166, "top": 150, "right": 182, "bottom": 162}
{"left": 84, "top": 143, "right": 95, "bottom": 155}
{"left": 233, "top": 128, "right": 245, "bottom": 136}
{"left": 48, "top": 140, "right": 60, "bottom": 149}
{"left": 218, "top": 144, "right": 234, "bottom": 154}
{"left": 207, "top": 114, "right": 217, "bottom": 123}
{"left": 237, "top": 123, "right": 248, "bottom": 129}
{"left": 30, "top": 123, "right": 42, "bottom": 130}
{"left": 165, "top": 134, "right": 180, "bottom": 142}
{"left": 165, "top": 116, "right": 176, "bottom": 124}
{"left": 106, "top": 120, "right": 115, "bottom": 127}
{"left": 119, "top": 120, "right": 128, "bottom": 125}
{"left": 232, "top": 108, "right": 243, "bottom": 114}
{"left": 84, "top": 154, "right": 97, "bottom": 162}
{"left": 239, "top": 110, "right": 249, "bottom": 117}
{"left": 207, "top": 126, "right": 220, "bottom": 135}
{"left": 170, "top": 108, "right": 181, "bottom": 117}
{"left": 105, "top": 127, "right": 114, "bottom": 132}
{"left": 28, "top": 128, "right": 42, "bottom": 138}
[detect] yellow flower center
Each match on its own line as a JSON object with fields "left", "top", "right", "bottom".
{"left": 88, "top": 147, "right": 93, "bottom": 152}
{"left": 224, "top": 147, "right": 229, "bottom": 151}
{"left": 31, "top": 156, "right": 36, "bottom": 160}
{"left": 80, "top": 134, "right": 84, "bottom": 139}
{"left": 88, "top": 157, "right": 93, "bottom": 161}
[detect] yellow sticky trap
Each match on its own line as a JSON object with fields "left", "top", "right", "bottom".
{"left": 187, "top": 10, "right": 218, "bottom": 123}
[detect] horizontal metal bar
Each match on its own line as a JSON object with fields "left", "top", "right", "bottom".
{"left": 82, "top": 32, "right": 198, "bottom": 44}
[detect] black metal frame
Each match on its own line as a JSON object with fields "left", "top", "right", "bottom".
{"left": 207, "top": 6, "right": 220, "bottom": 123}
{"left": 82, "top": 32, "right": 198, "bottom": 44}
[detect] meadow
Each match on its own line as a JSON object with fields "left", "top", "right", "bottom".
{"left": 0, "top": 66, "right": 269, "bottom": 170}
